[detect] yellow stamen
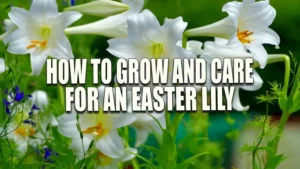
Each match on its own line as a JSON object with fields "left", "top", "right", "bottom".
{"left": 15, "top": 127, "right": 36, "bottom": 137}
{"left": 82, "top": 123, "right": 108, "bottom": 137}
{"left": 26, "top": 40, "right": 48, "bottom": 49}
{"left": 237, "top": 29, "right": 253, "bottom": 44}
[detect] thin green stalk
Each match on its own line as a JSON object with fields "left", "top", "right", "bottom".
{"left": 132, "top": 158, "right": 140, "bottom": 169}
{"left": 273, "top": 112, "right": 290, "bottom": 153}
{"left": 58, "top": 85, "right": 65, "bottom": 110}
{"left": 165, "top": 110, "right": 171, "bottom": 130}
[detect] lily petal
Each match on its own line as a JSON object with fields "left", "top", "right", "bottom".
{"left": 107, "top": 38, "right": 137, "bottom": 59}
{"left": 177, "top": 40, "right": 203, "bottom": 56}
{"left": 6, "top": 29, "right": 30, "bottom": 55}
{"left": 70, "top": 136, "right": 92, "bottom": 159}
{"left": 232, "top": 87, "right": 250, "bottom": 111}
{"left": 30, "top": 0, "right": 58, "bottom": 18}
{"left": 31, "top": 90, "right": 49, "bottom": 111}
{"left": 49, "top": 34, "right": 74, "bottom": 59}
{"left": 245, "top": 43, "right": 268, "bottom": 68}
{"left": 0, "top": 58, "right": 6, "bottom": 73}
{"left": 111, "top": 114, "right": 137, "bottom": 129}
{"left": 95, "top": 130, "right": 124, "bottom": 158}
{"left": 57, "top": 112, "right": 80, "bottom": 138}
{"left": 222, "top": 1, "right": 241, "bottom": 27}
{"left": 121, "top": 147, "right": 138, "bottom": 162}
{"left": 30, "top": 51, "right": 48, "bottom": 75}
{"left": 54, "top": 12, "right": 82, "bottom": 28}
{"left": 253, "top": 28, "right": 280, "bottom": 47}
{"left": 127, "top": 9, "right": 160, "bottom": 46}
{"left": 9, "top": 7, "right": 35, "bottom": 29}
{"left": 240, "top": 70, "right": 263, "bottom": 91}
{"left": 134, "top": 128, "right": 149, "bottom": 147}
{"left": 162, "top": 17, "right": 187, "bottom": 42}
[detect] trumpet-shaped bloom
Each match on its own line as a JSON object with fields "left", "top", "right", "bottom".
{"left": 65, "top": 0, "right": 130, "bottom": 17}
{"left": 201, "top": 38, "right": 263, "bottom": 111}
{"left": 65, "top": 0, "right": 144, "bottom": 38}
{"left": 107, "top": 9, "right": 194, "bottom": 60}
{"left": 187, "top": 0, "right": 279, "bottom": 68}
{"left": 131, "top": 113, "right": 166, "bottom": 147}
{"left": 57, "top": 86, "right": 136, "bottom": 158}
{"left": 5, "top": 0, "right": 82, "bottom": 75}
{"left": 70, "top": 135, "right": 137, "bottom": 169}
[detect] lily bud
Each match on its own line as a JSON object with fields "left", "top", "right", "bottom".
{"left": 64, "top": 0, "right": 129, "bottom": 17}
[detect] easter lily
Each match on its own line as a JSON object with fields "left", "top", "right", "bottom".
{"left": 65, "top": 0, "right": 144, "bottom": 38}
{"left": 131, "top": 113, "right": 166, "bottom": 147}
{"left": 177, "top": 40, "right": 203, "bottom": 56}
{"left": 71, "top": 135, "right": 137, "bottom": 169}
{"left": 57, "top": 86, "right": 136, "bottom": 158}
{"left": 201, "top": 38, "right": 263, "bottom": 111}
{"left": 185, "top": 0, "right": 280, "bottom": 68}
{"left": 107, "top": 9, "right": 194, "bottom": 60}
{"left": 5, "top": 0, "right": 82, "bottom": 75}
{"left": 65, "top": 0, "right": 130, "bottom": 17}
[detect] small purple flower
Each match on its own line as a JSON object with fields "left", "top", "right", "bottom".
{"left": 32, "top": 104, "right": 40, "bottom": 110}
{"left": 14, "top": 86, "right": 25, "bottom": 102}
{"left": 70, "top": 0, "right": 76, "bottom": 6}
{"left": 4, "top": 88, "right": 8, "bottom": 95}
{"left": 5, "top": 107, "right": 10, "bottom": 114}
{"left": 3, "top": 99, "right": 11, "bottom": 107}
{"left": 23, "top": 120, "right": 36, "bottom": 126}
{"left": 29, "top": 111, "right": 33, "bottom": 116}
{"left": 44, "top": 147, "right": 52, "bottom": 160}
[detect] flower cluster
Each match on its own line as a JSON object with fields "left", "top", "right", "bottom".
{"left": 0, "top": 0, "right": 295, "bottom": 168}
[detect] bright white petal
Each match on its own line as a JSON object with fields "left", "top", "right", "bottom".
{"left": 6, "top": 29, "right": 30, "bottom": 55}
{"left": 232, "top": 87, "right": 250, "bottom": 111}
{"left": 122, "top": 0, "right": 144, "bottom": 13}
{"left": 31, "top": 90, "right": 49, "bottom": 111}
{"left": 127, "top": 9, "right": 160, "bottom": 46}
{"left": 239, "top": 1, "right": 276, "bottom": 30}
{"left": 245, "top": 43, "right": 268, "bottom": 68}
{"left": 54, "top": 12, "right": 82, "bottom": 28}
{"left": 162, "top": 17, "right": 187, "bottom": 42}
{"left": 30, "top": 51, "right": 48, "bottom": 75}
{"left": 222, "top": 1, "right": 242, "bottom": 27}
{"left": 111, "top": 114, "right": 137, "bottom": 129}
{"left": 121, "top": 147, "right": 137, "bottom": 162}
{"left": 177, "top": 40, "right": 203, "bottom": 56}
{"left": 174, "top": 46, "right": 196, "bottom": 59}
{"left": 240, "top": 70, "right": 263, "bottom": 91}
{"left": 95, "top": 130, "right": 124, "bottom": 158}
{"left": 107, "top": 38, "right": 136, "bottom": 59}
{"left": 4, "top": 19, "right": 15, "bottom": 31}
{"left": 30, "top": 0, "right": 58, "bottom": 18}
{"left": 70, "top": 136, "right": 92, "bottom": 159}
{"left": 134, "top": 128, "right": 149, "bottom": 147}
{"left": 48, "top": 34, "right": 74, "bottom": 59}
{"left": 253, "top": 28, "right": 280, "bottom": 46}
{"left": 57, "top": 112, "right": 80, "bottom": 138}
{"left": 9, "top": 7, "right": 35, "bottom": 28}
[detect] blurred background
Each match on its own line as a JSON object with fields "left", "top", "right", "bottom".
{"left": 1, "top": 0, "right": 300, "bottom": 169}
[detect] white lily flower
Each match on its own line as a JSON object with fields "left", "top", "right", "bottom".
{"left": 5, "top": 0, "right": 82, "bottom": 75}
{"left": 57, "top": 85, "right": 136, "bottom": 158}
{"left": 131, "top": 113, "right": 166, "bottom": 147}
{"left": 0, "top": 58, "right": 7, "bottom": 73}
{"left": 107, "top": 9, "right": 194, "bottom": 60}
{"left": 186, "top": 0, "right": 280, "bottom": 68}
{"left": 65, "top": 0, "right": 130, "bottom": 17}
{"left": 65, "top": 0, "right": 144, "bottom": 38}
{"left": 201, "top": 38, "right": 263, "bottom": 111}
{"left": 71, "top": 135, "right": 137, "bottom": 169}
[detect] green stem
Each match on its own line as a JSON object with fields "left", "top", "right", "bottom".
{"left": 132, "top": 158, "right": 140, "bottom": 169}
{"left": 273, "top": 112, "right": 290, "bottom": 153}
{"left": 182, "top": 33, "right": 188, "bottom": 49}
{"left": 58, "top": 85, "right": 65, "bottom": 110}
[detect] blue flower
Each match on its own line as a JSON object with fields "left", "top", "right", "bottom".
{"left": 70, "top": 0, "right": 75, "bottom": 6}
{"left": 3, "top": 99, "right": 11, "bottom": 107}
{"left": 23, "top": 120, "right": 36, "bottom": 126}
{"left": 14, "top": 86, "right": 25, "bottom": 102}
{"left": 32, "top": 104, "right": 40, "bottom": 110}
{"left": 5, "top": 107, "right": 10, "bottom": 114}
